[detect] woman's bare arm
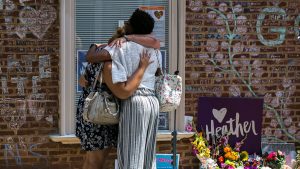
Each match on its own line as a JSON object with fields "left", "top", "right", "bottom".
{"left": 87, "top": 34, "right": 159, "bottom": 63}
{"left": 103, "top": 50, "right": 153, "bottom": 99}
{"left": 86, "top": 47, "right": 111, "bottom": 63}
{"left": 127, "top": 35, "right": 160, "bottom": 49}
{"left": 78, "top": 74, "right": 88, "bottom": 88}
{"left": 109, "top": 35, "right": 160, "bottom": 49}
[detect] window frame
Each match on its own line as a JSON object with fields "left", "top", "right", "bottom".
{"left": 59, "top": 0, "right": 76, "bottom": 135}
{"left": 58, "top": 0, "right": 187, "bottom": 137}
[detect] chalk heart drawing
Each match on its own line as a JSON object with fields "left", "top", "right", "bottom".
{"left": 18, "top": 5, "right": 56, "bottom": 39}
{"left": 212, "top": 108, "right": 227, "bottom": 123}
{"left": 15, "top": 25, "right": 27, "bottom": 39}
{"left": 154, "top": 10, "right": 163, "bottom": 20}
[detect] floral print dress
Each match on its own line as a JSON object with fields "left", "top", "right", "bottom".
{"left": 75, "top": 63, "right": 118, "bottom": 151}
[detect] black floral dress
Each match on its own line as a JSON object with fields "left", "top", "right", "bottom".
{"left": 75, "top": 63, "right": 118, "bottom": 151}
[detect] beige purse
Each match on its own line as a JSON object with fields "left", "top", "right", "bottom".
{"left": 82, "top": 63, "right": 119, "bottom": 125}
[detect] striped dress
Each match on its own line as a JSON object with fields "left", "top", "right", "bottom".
{"left": 105, "top": 42, "right": 161, "bottom": 169}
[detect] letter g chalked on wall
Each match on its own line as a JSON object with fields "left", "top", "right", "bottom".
{"left": 256, "top": 7, "right": 287, "bottom": 46}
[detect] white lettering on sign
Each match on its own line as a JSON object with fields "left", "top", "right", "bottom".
{"left": 206, "top": 113, "right": 258, "bottom": 140}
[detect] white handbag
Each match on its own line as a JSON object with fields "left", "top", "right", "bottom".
{"left": 82, "top": 63, "right": 119, "bottom": 125}
{"left": 154, "top": 50, "right": 182, "bottom": 112}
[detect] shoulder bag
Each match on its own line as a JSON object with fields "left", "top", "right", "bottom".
{"left": 154, "top": 50, "right": 182, "bottom": 112}
{"left": 82, "top": 63, "right": 119, "bottom": 125}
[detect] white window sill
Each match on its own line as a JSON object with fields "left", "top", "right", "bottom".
{"left": 49, "top": 131, "right": 194, "bottom": 144}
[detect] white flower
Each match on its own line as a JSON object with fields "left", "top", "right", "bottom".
{"left": 282, "top": 78, "right": 292, "bottom": 88}
{"left": 233, "top": 4, "right": 243, "bottom": 13}
{"left": 206, "top": 158, "right": 218, "bottom": 167}
{"left": 284, "top": 117, "right": 292, "bottom": 126}
{"left": 221, "top": 41, "right": 229, "bottom": 49}
{"left": 261, "top": 167, "right": 272, "bottom": 169}
{"left": 207, "top": 11, "right": 216, "bottom": 19}
{"left": 218, "top": 3, "right": 228, "bottom": 12}
{"left": 264, "top": 127, "right": 272, "bottom": 136}
{"left": 206, "top": 40, "right": 219, "bottom": 52}
{"left": 215, "top": 53, "right": 224, "bottom": 60}
{"left": 188, "top": 0, "right": 202, "bottom": 12}
{"left": 274, "top": 129, "right": 282, "bottom": 138}
{"left": 288, "top": 125, "right": 297, "bottom": 134}
{"left": 270, "top": 119, "right": 278, "bottom": 128}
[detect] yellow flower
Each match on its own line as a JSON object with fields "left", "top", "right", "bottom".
{"left": 225, "top": 160, "right": 236, "bottom": 167}
{"left": 240, "top": 151, "right": 249, "bottom": 161}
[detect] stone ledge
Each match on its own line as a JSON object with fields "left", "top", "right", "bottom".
{"left": 49, "top": 131, "right": 194, "bottom": 144}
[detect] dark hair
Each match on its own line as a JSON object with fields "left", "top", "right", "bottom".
{"left": 128, "top": 8, "right": 155, "bottom": 35}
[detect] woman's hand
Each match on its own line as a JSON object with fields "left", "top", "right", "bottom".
{"left": 95, "top": 43, "right": 107, "bottom": 48}
{"left": 108, "top": 37, "right": 126, "bottom": 48}
{"left": 138, "top": 50, "right": 153, "bottom": 70}
{"left": 79, "top": 74, "right": 88, "bottom": 88}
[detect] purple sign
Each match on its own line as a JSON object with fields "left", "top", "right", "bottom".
{"left": 197, "top": 97, "right": 263, "bottom": 154}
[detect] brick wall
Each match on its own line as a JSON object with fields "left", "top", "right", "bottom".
{"left": 185, "top": 0, "right": 300, "bottom": 167}
{"left": 0, "top": 0, "right": 68, "bottom": 168}
{"left": 0, "top": 0, "right": 299, "bottom": 169}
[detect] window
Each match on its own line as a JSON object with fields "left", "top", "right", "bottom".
{"left": 58, "top": 0, "right": 186, "bottom": 139}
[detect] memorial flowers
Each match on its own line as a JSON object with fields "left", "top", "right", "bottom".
{"left": 262, "top": 150, "right": 286, "bottom": 169}
{"left": 191, "top": 132, "right": 211, "bottom": 159}
{"left": 191, "top": 131, "right": 287, "bottom": 169}
{"left": 191, "top": 132, "right": 218, "bottom": 168}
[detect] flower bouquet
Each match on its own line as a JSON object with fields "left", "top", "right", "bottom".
{"left": 191, "top": 132, "right": 218, "bottom": 169}
{"left": 263, "top": 150, "right": 286, "bottom": 169}
{"left": 191, "top": 130, "right": 288, "bottom": 169}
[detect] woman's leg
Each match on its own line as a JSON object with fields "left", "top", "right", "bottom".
{"left": 83, "top": 148, "right": 111, "bottom": 169}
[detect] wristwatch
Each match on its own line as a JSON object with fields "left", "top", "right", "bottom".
{"left": 124, "top": 35, "right": 129, "bottom": 41}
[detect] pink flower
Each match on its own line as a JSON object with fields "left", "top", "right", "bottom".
{"left": 185, "top": 124, "right": 193, "bottom": 132}
{"left": 225, "top": 165, "right": 235, "bottom": 169}
{"left": 267, "top": 152, "right": 277, "bottom": 161}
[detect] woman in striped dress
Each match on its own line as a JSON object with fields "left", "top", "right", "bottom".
{"left": 87, "top": 9, "right": 161, "bottom": 169}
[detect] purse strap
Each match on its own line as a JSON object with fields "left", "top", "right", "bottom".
{"left": 154, "top": 49, "right": 164, "bottom": 75}
{"left": 154, "top": 50, "right": 182, "bottom": 91}
{"left": 92, "top": 63, "right": 104, "bottom": 90}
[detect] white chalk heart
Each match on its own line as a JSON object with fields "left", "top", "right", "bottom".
{"left": 19, "top": 5, "right": 56, "bottom": 39}
{"left": 45, "top": 115, "right": 53, "bottom": 124}
{"left": 212, "top": 108, "right": 227, "bottom": 123}
{"left": 15, "top": 25, "right": 27, "bottom": 39}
